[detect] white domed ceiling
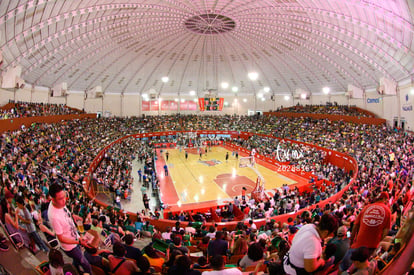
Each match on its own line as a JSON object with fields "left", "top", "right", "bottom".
{"left": 0, "top": 0, "right": 413, "bottom": 97}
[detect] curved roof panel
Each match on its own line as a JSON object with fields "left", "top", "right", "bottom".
{"left": 0, "top": 0, "right": 413, "bottom": 96}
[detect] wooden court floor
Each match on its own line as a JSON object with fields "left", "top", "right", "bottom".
{"left": 156, "top": 146, "right": 296, "bottom": 209}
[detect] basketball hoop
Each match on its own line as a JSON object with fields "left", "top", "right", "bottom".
{"left": 239, "top": 156, "right": 255, "bottom": 168}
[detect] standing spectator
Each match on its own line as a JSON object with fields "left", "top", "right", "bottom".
{"left": 47, "top": 183, "right": 91, "bottom": 274}
{"left": 340, "top": 192, "right": 391, "bottom": 272}
{"left": 225, "top": 152, "right": 229, "bottom": 163}
{"left": 283, "top": 214, "right": 338, "bottom": 275}
{"left": 115, "top": 194, "right": 122, "bottom": 209}
{"left": 138, "top": 168, "right": 142, "bottom": 182}
{"left": 241, "top": 187, "right": 247, "bottom": 201}
{"left": 143, "top": 194, "right": 150, "bottom": 211}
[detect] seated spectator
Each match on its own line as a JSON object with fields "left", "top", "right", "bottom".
{"left": 342, "top": 246, "right": 376, "bottom": 275}
{"left": 230, "top": 232, "right": 248, "bottom": 256}
{"left": 185, "top": 222, "right": 197, "bottom": 235}
{"left": 49, "top": 248, "right": 78, "bottom": 275}
{"left": 239, "top": 242, "right": 264, "bottom": 270}
{"left": 83, "top": 237, "right": 111, "bottom": 273}
{"left": 123, "top": 233, "right": 142, "bottom": 263}
{"left": 135, "top": 256, "right": 152, "bottom": 275}
{"left": 168, "top": 235, "right": 189, "bottom": 255}
{"left": 193, "top": 256, "right": 210, "bottom": 269}
{"left": 328, "top": 225, "right": 350, "bottom": 265}
{"left": 172, "top": 221, "right": 183, "bottom": 233}
{"left": 48, "top": 248, "right": 65, "bottom": 275}
{"left": 162, "top": 226, "right": 173, "bottom": 241}
{"left": 206, "top": 226, "right": 217, "bottom": 239}
{"left": 202, "top": 255, "right": 242, "bottom": 275}
{"left": 377, "top": 242, "right": 401, "bottom": 270}
{"left": 16, "top": 196, "right": 49, "bottom": 252}
{"left": 143, "top": 245, "right": 166, "bottom": 271}
{"left": 197, "top": 236, "right": 210, "bottom": 256}
{"left": 168, "top": 255, "right": 201, "bottom": 275}
{"left": 108, "top": 242, "right": 140, "bottom": 274}
{"left": 315, "top": 243, "right": 337, "bottom": 274}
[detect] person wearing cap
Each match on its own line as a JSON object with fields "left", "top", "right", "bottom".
{"left": 342, "top": 246, "right": 377, "bottom": 275}
{"left": 327, "top": 225, "right": 350, "bottom": 265}
{"left": 283, "top": 214, "right": 338, "bottom": 275}
{"left": 340, "top": 192, "right": 391, "bottom": 272}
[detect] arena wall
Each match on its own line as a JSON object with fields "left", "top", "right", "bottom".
{"left": 1, "top": 83, "right": 413, "bottom": 129}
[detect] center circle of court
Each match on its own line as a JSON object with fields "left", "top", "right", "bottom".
{"left": 158, "top": 144, "right": 298, "bottom": 206}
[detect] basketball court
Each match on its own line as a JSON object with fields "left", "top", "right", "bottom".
{"left": 156, "top": 146, "right": 298, "bottom": 212}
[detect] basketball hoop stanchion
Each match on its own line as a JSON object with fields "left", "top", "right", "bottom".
{"left": 252, "top": 175, "right": 265, "bottom": 202}
{"left": 239, "top": 156, "right": 265, "bottom": 202}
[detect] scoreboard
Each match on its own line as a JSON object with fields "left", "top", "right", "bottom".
{"left": 198, "top": 97, "right": 224, "bottom": 111}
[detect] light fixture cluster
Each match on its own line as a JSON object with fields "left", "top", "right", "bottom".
{"left": 154, "top": 76, "right": 333, "bottom": 105}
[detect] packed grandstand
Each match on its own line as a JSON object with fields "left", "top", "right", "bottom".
{"left": 0, "top": 102, "right": 412, "bottom": 275}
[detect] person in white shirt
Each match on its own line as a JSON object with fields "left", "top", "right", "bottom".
{"left": 48, "top": 183, "right": 91, "bottom": 274}
{"left": 202, "top": 255, "right": 242, "bottom": 275}
{"left": 162, "top": 226, "right": 172, "bottom": 241}
{"left": 283, "top": 214, "right": 338, "bottom": 275}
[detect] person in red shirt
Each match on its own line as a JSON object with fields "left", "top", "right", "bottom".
{"left": 242, "top": 187, "right": 247, "bottom": 201}
{"left": 340, "top": 192, "right": 391, "bottom": 272}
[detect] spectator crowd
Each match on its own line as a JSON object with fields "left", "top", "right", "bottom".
{"left": 0, "top": 102, "right": 412, "bottom": 275}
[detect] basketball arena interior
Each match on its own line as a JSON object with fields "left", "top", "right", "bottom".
{"left": 0, "top": 1, "right": 413, "bottom": 274}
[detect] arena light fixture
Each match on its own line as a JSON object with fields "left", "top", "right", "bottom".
{"left": 257, "top": 92, "right": 263, "bottom": 98}
{"left": 189, "top": 90, "right": 196, "bottom": 96}
{"left": 243, "top": 98, "right": 247, "bottom": 102}
{"left": 161, "top": 76, "right": 169, "bottom": 83}
{"left": 232, "top": 86, "right": 239, "bottom": 92}
{"left": 261, "top": 97, "right": 265, "bottom": 101}
{"left": 323, "top": 87, "right": 330, "bottom": 94}
{"left": 411, "top": 88, "right": 414, "bottom": 95}
{"left": 284, "top": 95, "right": 290, "bottom": 101}
{"left": 301, "top": 93, "right": 307, "bottom": 99}
{"left": 221, "top": 82, "right": 229, "bottom": 89}
{"left": 174, "top": 98, "right": 178, "bottom": 102}
{"left": 181, "top": 99, "right": 185, "bottom": 103}
{"left": 248, "top": 72, "right": 258, "bottom": 81}
{"left": 264, "top": 87, "right": 270, "bottom": 93}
